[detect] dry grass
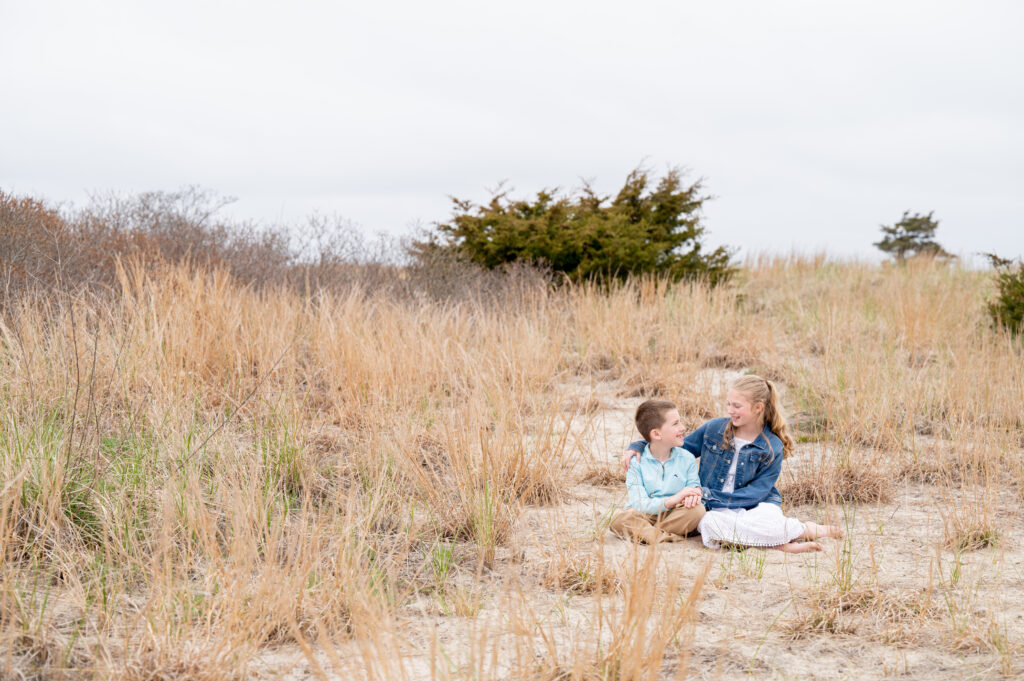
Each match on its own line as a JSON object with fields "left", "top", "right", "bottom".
{"left": 0, "top": 253, "right": 1021, "bottom": 678}
{"left": 779, "top": 446, "right": 892, "bottom": 505}
{"left": 507, "top": 548, "right": 710, "bottom": 681}
{"left": 540, "top": 554, "right": 622, "bottom": 596}
{"left": 579, "top": 465, "right": 624, "bottom": 488}
{"left": 788, "top": 584, "right": 943, "bottom": 642}
{"left": 939, "top": 489, "right": 1001, "bottom": 552}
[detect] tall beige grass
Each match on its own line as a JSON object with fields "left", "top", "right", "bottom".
{"left": 1, "top": 254, "right": 1021, "bottom": 678}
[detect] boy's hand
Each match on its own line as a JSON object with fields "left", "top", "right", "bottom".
{"left": 668, "top": 487, "right": 702, "bottom": 509}
{"left": 665, "top": 487, "right": 694, "bottom": 509}
{"left": 620, "top": 449, "right": 641, "bottom": 471}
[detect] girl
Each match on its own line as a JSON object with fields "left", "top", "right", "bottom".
{"left": 621, "top": 375, "right": 842, "bottom": 553}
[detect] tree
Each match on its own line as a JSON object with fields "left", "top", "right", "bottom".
{"left": 874, "top": 211, "right": 954, "bottom": 262}
{"left": 411, "top": 167, "right": 734, "bottom": 284}
{"left": 984, "top": 253, "right": 1024, "bottom": 336}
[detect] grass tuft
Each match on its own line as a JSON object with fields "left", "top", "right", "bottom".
{"left": 788, "top": 586, "right": 941, "bottom": 642}
{"left": 579, "top": 465, "right": 623, "bottom": 487}
{"left": 540, "top": 554, "right": 621, "bottom": 595}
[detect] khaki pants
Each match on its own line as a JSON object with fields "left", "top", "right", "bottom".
{"left": 610, "top": 504, "right": 706, "bottom": 544}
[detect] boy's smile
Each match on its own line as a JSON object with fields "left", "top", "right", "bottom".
{"left": 654, "top": 408, "right": 686, "bottom": 447}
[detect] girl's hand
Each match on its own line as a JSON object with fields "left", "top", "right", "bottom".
{"left": 665, "top": 487, "right": 699, "bottom": 509}
{"left": 620, "top": 449, "right": 641, "bottom": 471}
{"left": 679, "top": 487, "right": 702, "bottom": 509}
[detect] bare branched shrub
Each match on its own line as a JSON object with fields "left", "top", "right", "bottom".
{"left": 1, "top": 193, "right": 73, "bottom": 298}
{"left": 0, "top": 188, "right": 554, "bottom": 311}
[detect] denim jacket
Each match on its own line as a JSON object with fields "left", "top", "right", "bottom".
{"left": 628, "top": 417, "right": 784, "bottom": 510}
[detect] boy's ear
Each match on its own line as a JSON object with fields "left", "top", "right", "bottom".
{"left": 649, "top": 427, "right": 660, "bottom": 441}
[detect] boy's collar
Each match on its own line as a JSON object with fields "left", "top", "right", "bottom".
{"left": 643, "top": 443, "right": 679, "bottom": 461}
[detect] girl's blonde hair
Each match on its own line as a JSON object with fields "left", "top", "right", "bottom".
{"left": 724, "top": 374, "right": 794, "bottom": 459}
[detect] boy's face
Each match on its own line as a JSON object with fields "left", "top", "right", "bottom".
{"left": 651, "top": 408, "right": 685, "bottom": 446}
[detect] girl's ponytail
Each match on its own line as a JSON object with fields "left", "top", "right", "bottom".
{"left": 762, "top": 379, "right": 794, "bottom": 458}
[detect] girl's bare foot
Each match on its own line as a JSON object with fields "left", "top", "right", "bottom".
{"left": 825, "top": 525, "right": 845, "bottom": 539}
{"left": 803, "top": 522, "right": 845, "bottom": 540}
{"left": 776, "top": 541, "right": 823, "bottom": 553}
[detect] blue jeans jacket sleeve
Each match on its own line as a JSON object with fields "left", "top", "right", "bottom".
{"left": 702, "top": 450, "right": 783, "bottom": 509}
{"left": 625, "top": 461, "right": 668, "bottom": 515}
{"left": 627, "top": 440, "right": 646, "bottom": 453}
{"left": 682, "top": 421, "right": 709, "bottom": 457}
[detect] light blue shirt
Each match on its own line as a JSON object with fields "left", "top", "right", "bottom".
{"left": 625, "top": 444, "right": 701, "bottom": 515}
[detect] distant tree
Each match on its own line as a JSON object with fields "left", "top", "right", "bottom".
{"left": 983, "top": 252, "right": 1024, "bottom": 336}
{"left": 874, "top": 211, "right": 954, "bottom": 262}
{"left": 411, "top": 167, "right": 734, "bottom": 284}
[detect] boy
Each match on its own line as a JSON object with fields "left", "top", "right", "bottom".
{"left": 609, "top": 399, "right": 705, "bottom": 544}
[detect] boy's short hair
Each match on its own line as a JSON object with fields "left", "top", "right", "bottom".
{"left": 635, "top": 399, "right": 677, "bottom": 441}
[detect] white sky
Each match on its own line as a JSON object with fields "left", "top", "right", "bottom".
{"left": 2, "top": 1, "right": 1022, "bottom": 261}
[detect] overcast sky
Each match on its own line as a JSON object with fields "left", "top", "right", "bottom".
{"left": 2, "top": 1, "right": 1022, "bottom": 261}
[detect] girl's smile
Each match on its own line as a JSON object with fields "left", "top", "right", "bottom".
{"left": 726, "top": 389, "right": 764, "bottom": 436}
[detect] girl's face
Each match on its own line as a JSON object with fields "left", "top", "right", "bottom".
{"left": 726, "top": 389, "right": 764, "bottom": 430}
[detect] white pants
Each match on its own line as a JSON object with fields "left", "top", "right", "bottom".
{"left": 698, "top": 502, "right": 805, "bottom": 549}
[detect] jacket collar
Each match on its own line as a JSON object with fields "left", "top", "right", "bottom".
{"left": 715, "top": 419, "right": 775, "bottom": 452}
{"left": 642, "top": 443, "right": 680, "bottom": 462}
{"left": 747, "top": 427, "right": 774, "bottom": 451}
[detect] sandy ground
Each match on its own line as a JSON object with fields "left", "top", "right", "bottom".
{"left": 254, "top": 371, "right": 1024, "bottom": 680}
